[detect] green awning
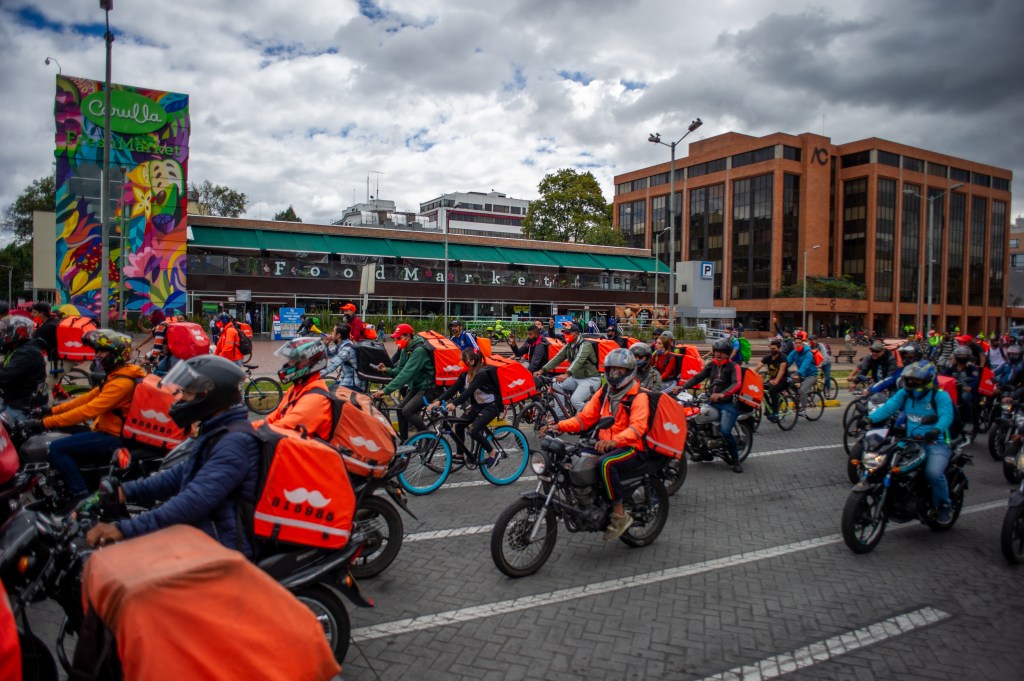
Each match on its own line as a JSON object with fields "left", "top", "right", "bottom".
{"left": 447, "top": 244, "right": 506, "bottom": 264}
{"left": 189, "top": 226, "right": 262, "bottom": 251}
{"left": 496, "top": 247, "right": 559, "bottom": 268}
{"left": 389, "top": 239, "right": 446, "bottom": 260}
{"left": 548, "top": 251, "right": 606, "bottom": 270}
{"left": 323, "top": 235, "right": 397, "bottom": 258}
{"left": 259, "top": 230, "right": 329, "bottom": 253}
{"left": 621, "top": 256, "right": 669, "bottom": 273}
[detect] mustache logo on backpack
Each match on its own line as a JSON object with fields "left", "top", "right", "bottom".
{"left": 506, "top": 379, "right": 526, "bottom": 388}
{"left": 283, "top": 487, "right": 332, "bottom": 508}
{"left": 350, "top": 436, "right": 381, "bottom": 452}
{"left": 139, "top": 409, "right": 172, "bottom": 424}
{"left": 443, "top": 364, "right": 464, "bottom": 373}
{"left": 663, "top": 422, "right": 681, "bottom": 434}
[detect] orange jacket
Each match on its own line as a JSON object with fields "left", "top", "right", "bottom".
{"left": 254, "top": 376, "right": 334, "bottom": 441}
{"left": 556, "top": 381, "right": 649, "bottom": 449}
{"left": 215, "top": 324, "right": 243, "bottom": 361}
{"left": 44, "top": 364, "right": 147, "bottom": 436}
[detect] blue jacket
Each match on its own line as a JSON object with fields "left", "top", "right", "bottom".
{"left": 450, "top": 330, "right": 479, "bottom": 352}
{"left": 868, "top": 366, "right": 904, "bottom": 394}
{"left": 119, "top": 404, "right": 261, "bottom": 557}
{"left": 786, "top": 347, "right": 818, "bottom": 378}
{"left": 869, "top": 388, "right": 954, "bottom": 443}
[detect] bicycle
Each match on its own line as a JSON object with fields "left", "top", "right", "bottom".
{"left": 761, "top": 381, "right": 798, "bottom": 431}
{"left": 241, "top": 363, "right": 283, "bottom": 414}
{"left": 50, "top": 365, "right": 91, "bottom": 401}
{"left": 817, "top": 373, "right": 839, "bottom": 400}
{"left": 399, "top": 405, "right": 530, "bottom": 495}
{"left": 512, "top": 374, "right": 581, "bottom": 436}
{"left": 789, "top": 375, "right": 825, "bottom": 421}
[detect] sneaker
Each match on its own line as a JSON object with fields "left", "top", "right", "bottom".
{"left": 766, "top": 414, "right": 779, "bottom": 423}
{"left": 936, "top": 503, "right": 953, "bottom": 525}
{"left": 602, "top": 513, "right": 634, "bottom": 541}
{"left": 483, "top": 452, "right": 498, "bottom": 467}
{"left": 732, "top": 462, "right": 744, "bottom": 473}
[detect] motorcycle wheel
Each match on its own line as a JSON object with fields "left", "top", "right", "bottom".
{"left": 976, "top": 402, "right": 993, "bottom": 434}
{"left": 989, "top": 424, "right": 1010, "bottom": 461}
{"left": 733, "top": 421, "right": 753, "bottom": 463}
{"left": 620, "top": 477, "right": 669, "bottom": 547}
{"left": 19, "top": 629, "right": 58, "bottom": 681}
{"left": 293, "top": 585, "right": 351, "bottom": 663}
{"left": 661, "top": 457, "right": 688, "bottom": 496}
{"left": 846, "top": 439, "right": 864, "bottom": 485}
{"left": 491, "top": 497, "right": 557, "bottom": 578}
{"left": 398, "top": 433, "right": 451, "bottom": 495}
{"left": 348, "top": 495, "right": 403, "bottom": 579}
{"left": 843, "top": 417, "right": 869, "bottom": 456}
{"left": 841, "top": 490, "right": 887, "bottom": 553}
{"left": 927, "top": 482, "right": 964, "bottom": 531}
{"left": 1000, "top": 503, "right": 1024, "bottom": 564}
{"left": 1004, "top": 457, "right": 1023, "bottom": 485}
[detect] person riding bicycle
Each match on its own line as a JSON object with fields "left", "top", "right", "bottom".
{"left": 809, "top": 335, "right": 833, "bottom": 391}
{"left": 214, "top": 313, "right": 245, "bottom": 366}
{"left": 544, "top": 348, "right": 652, "bottom": 540}
{"left": 677, "top": 339, "right": 745, "bottom": 472}
{"left": 86, "top": 355, "right": 261, "bottom": 557}
{"left": 372, "top": 323, "right": 437, "bottom": 441}
{"left": 753, "top": 339, "right": 789, "bottom": 421}
{"left": 0, "top": 316, "right": 47, "bottom": 414}
{"left": 652, "top": 331, "right": 682, "bottom": 384}
{"left": 430, "top": 348, "right": 501, "bottom": 465}
{"left": 786, "top": 331, "right": 819, "bottom": 417}
{"left": 940, "top": 345, "right": 980, "bottom": 433}
{"left": 631, "top": 342, "right": 662, "bottom": 391}
{"left": 536, "top": 321, "right": 601, "bottom": 416}
{"left": 448, "top": 319, "right": 480, "bottom": 352}
{"left": 955, "top": 334, "right": 986, "bottom": 368}
{"left": 253, "top": 337, "right": 335, "bottom": 441}
{"left": 325, "top": 323, "right": 364, "bottom": 391}
{"left": 297, "top": 314, "right": 322, "bottom": 337}
{"left": 849, "top": 341, "right": 898, "bottom": 388}
{"left": 508, "top": 324, "right": 549, "bottom": 374}
{"left": 865, "top": 361, "right": 955, "bottom": 524}
{"left": 28, "top": 330, "right": 146, "bottom": 504}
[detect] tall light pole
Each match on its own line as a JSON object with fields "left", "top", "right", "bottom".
{"left": 99, "top": 0, "right": 114, "bottom": 327}
{"left": 652, "top": 227, "right": 669, "bottom": 327}
{"left": 441, "top": 199, "right": 461, "bottom": 326}
{"left": 802, "top": 244, "right": 821, "bottom": 331}
{"left": 648, "top": 117, "right": 703, "bottom": 330}
{"left": 904, "top": 183, "right": 962, "bottom": 333}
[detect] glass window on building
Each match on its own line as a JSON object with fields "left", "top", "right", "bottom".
{"left": 927, "top": 163, "right": 947, "bottom": 178}
{"left": 947, "top": 192, "right": 966, "bottom": 305}
{"left": 618, "top": 200, "right": 646, "bottom": 249}
{"left": 842, "top": 178, "right": 868, "bottom": 284}
{"left": 969, "top": 196, "right": 987, "bottom": 306}
{"left": 903, "top": 157, "right": 924, "bottom": 173}
{"left": 649, "top": 171, "right": 670, "bottom": 187}
{"left": 993, "top": 177, "right": 1010, "bottom": 191}
{"left": 731, "top": 173, "right": 773, "bottom": 299}
{"left": 877, "top": 150, "right": 900, "bottom": 168}
{"left": 971, "top": 172, "right": 991, "bottom": 188}
{"left": 731, "top": 146, "right": 774, "bottom": 169}
{"left": 899, "top": 183, "right": 921, "bottom": 303}
{"left": 690, "top": 183, "right": 725, "bottom": 298}
{"left": 926, "top": 187, "right": 947, "bottom": 305}
{"left": 782, "top": 174, "right": 800, "bottom": 288}
{"left": 783, "top": 146, "right": 802, "bottom": 162}
{"left": 875, "top": 178, "right": 896, "bottom": 302}
{"left": 841, "top": 151, "right": 870, "bottom": 168}
{"left": 950, "top": 167, "right": 970, "bottom": 183}
{"left": 991, "top": 201, "right": 1006, "bottom": 306}
{"left": 688, "top": 157, "right": 727, "bottom": 179}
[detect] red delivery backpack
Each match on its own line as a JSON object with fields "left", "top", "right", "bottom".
{"left": 582, "top": 334, "right": 625, "bottom": 371}
{"left": 418, "top": 331, "right": 466, "bottom": 386}
{"left": 483, "top": 354, "right": 539, "bottom": 405}
{"left": 977, "top": 367, "right": 996, "bottom": 397}
{"left": 165, "top": 322, "right": 211, "bottom": 360}
{"left": 603, "top": 386, "right": 687, "bottom": 460}
{"left": 936, "top": 374, "right": 958, "bottom": 405}
{"left": 476, "top": 336, "right": 493, "bottom": 357}
{"left": 305, "top": 385, "right": 398, "bottom": 479}
{"left": 738, "top": 368, "right": 765, "bottom": 409}
{"left": 679, "top": 352, "right": 704, "bottom": 385}
{"left": 0, "top": 421, "right": 17, "bottom": 485}
{"left": 545, "top": 338, "right": 569, "bottom": 374}
{"left": 121, "top": 374, "right": 188, "bottom": 450}
{"left": 57, "top": 316, "right": 97, "bottom": 361}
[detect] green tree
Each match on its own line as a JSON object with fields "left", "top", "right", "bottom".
{"left": 0, "top": 242, "right": 33, "bottom": 303}
{"left": 188, "top": 180, "right": 248, "bottom": 217}
{"left": 273, "top": 205, "right": 302, "bottom": 222}
{"left": 521, "top": 169, "right": 613, "bottom": 244}
{"left": 2, "top": 173, "right": 55, "bottom": 243}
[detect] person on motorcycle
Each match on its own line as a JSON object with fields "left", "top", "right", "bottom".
{"left": 214, "top": 313, "right": 245, "bottom": 366}
{"left": 941, "top": 345, "right": 980, "bottom": 433}
{"left": 0, "top": 316, "right": 47, "bottom": 413}
{"left": 372, "top": 323, "right": 437, "bottom": 441}
{"left": 339, "top": 303, "right": 366, "bottom": 342}
{"left": 448, "top": 319, "right": 480, "bottom": 352}
{"left": 786, "top": 331, "right": 819, "bottom": 416}
{"left": 753, "top": 339, "right": 788, "bottom": 421}
{"left": 508, "top": 324, "right": 549, "bottom": 374}
{"left": 297, "top": 314, "right": 322, "bottom": 337}
{"left": 430, "top": 347, "right": 501, "bottom": 465}
{"left": 955, "top": 334, "right": 986, "bottom": 368}
{"left": 253, "top": 337, "right": 335, "bottom": 440}
{"left": 536, "top": 322, "right": 601, "bottom": 415}
{"left": 652, "top": 331, "right": 682, "bottom": 384}
{"left": 677, "top": 339, "right": 745, "bottom": 472}
{"left": 544, "top": 348, "right": 651, "bottom": 540}
{"left": 996, "top": 345, "right": 1023, "bottom": 386}
{"left": 325, "top": 323, "right": 364, "bottom": 391}
{"left": 28, "top": 330, "right": 146, "bottom": 503}
{"left": 865, "top": 361, "right": 956, "bottom": 524}
{"left": 631, "top": 342, "right": 662, "bottom": 392}
{"left": 849, "top": 341, "right": 898, "bottom": 389}
{"left": 86, "top": 355, "right": 261, "bottom": 557}
{"left": 605, "top": 324, "right": 627, "bottom": 349}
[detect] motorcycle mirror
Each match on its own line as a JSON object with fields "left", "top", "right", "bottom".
{"left": 115, "top": 447, "right": 132, "bottom": 470}
{"left": 594, "top": 416, "right": 615, "bottom": 431}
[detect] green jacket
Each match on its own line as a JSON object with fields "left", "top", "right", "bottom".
{"left": 383, "top": 335, "right": 436, "bottom": 393}
{"left": 542, "top": 338, "right": 600, "bottom": 379}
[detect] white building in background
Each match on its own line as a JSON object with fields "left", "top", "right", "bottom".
{"left": 419, "top": 191, "right": 532, "bottom": 239}
{"left": 333, "top": 199, "right": 434, "bottom": 231}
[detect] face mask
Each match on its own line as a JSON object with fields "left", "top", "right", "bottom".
{"left": 712, "top": 356, "right": 727, "bottom": 365}
{"left": 396, "top": 337, "right": 408, "bottom": 349}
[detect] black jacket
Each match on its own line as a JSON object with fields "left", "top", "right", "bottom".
{"left": 438, "top": 365, "right": 501, "bottom": 408}
{"left": 510, "top": 337, "right": 548, "bottom": 373}
{"left": 0, "top": 339, "right": 47, "bottom": 410}
{"left": 681, "top": 359, "right": 742, "bottom": 398}
{"left": 33, "top": 317, "right": 59, "bottom": 360}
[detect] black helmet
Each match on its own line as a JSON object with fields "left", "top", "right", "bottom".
{"left": 161, "top": 355, "right": 245, "bottom": 429}
{"left": 712, "top": 339, "right": 733, "bottom": 355}
{"left": 603, "top": 348, "right": 637, "bottom": 390}
{"left": 952, "top": 345, "right": 972, "bottom": 362}
{"left": 897, "top": 343, "right": 922, "bottom": 363}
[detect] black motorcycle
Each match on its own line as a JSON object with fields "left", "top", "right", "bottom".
{"left": 675, "top": 391, "right": 754, "bottom": 467}
{"left": 1001, "top": 441, "right": 1024, "bottom": 564}
{"left": 490, "top": 417, "right": 670, "bottom": 578}
{"left": 841, "top": 421, "right": 970, "bottom": 554}
{"left": 989, "top": 400, "right": 1024, "bottom": 473}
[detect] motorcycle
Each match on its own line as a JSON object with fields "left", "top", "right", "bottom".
{"left": 841, "top": 419, "right": 970, "bottom": 554}
{"left": 347, "top": 444, "right": 418, "bottom": 580}
{"left": 975, "top": 386, "right": 1002, "bottom": 435}
{"left": 844, "top": 393, "right": 894, "bottom": 482}
{"left": 675, "top": 391, "right": 754, "bottom": 467}
{"left": 1000, "top": 440, "right": 1024, "bottom": 564}
{"left": 490, "top": 416, "right": 671, "bottom": 578}
{"left": 989, "top": 399, "right": 1024, "bottom": 468}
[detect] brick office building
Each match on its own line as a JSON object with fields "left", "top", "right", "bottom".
{"left": 614, "top": 131, "right": 1013, "bottom": 336}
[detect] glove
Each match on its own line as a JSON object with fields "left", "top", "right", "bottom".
{"left": 30, "top": 406, "right": 52, "bottom": 418}
{"left": 924, "top": 428, "right": 940, "bottom": 442}
{"left": 21, "top": 418, "right": 44, "bottom": 434}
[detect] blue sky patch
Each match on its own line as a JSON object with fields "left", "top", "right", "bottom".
{"left": 621, "top": 79, "right": 646, "bottom": 91}
{"left": 557, "top": 70, "right": 592, "bottom": 85}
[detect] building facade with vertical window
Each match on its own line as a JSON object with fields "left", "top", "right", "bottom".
{"left": 614, "top": 131, "right": 1013, "bottom": 336}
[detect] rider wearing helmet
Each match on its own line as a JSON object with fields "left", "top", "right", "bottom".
{"left": 254, "top": 337, "right": 335, "bottom": 440}
{"left": 86, "top": 355, "right": 261, "bottom": 556}
{"left": 867, "top": 361, "right": 955, "bottom": 524}
{"left": 214, "top": 313, "right": 245, "bottom": 365}
{"left": 630, "top": 342, "right": 662, "bottom": 391}
{"left": 537, "top": 322, "right": 601, "bottom": 415}
{"left": 997, "top": 344, "right": 1023, "bottom": 387}
{"left": 786, "top": 331, "right": 820, "bottom": 417}
{"left": 0, "top": 316, "right": 47, "bottom": 412}
{"left": 678, "top": 338, "right": 745, "bottom": 472}
{"left": 546, "top": 348, "right": 652, "bottom": 540}
{"left": 431, "top": 348, "right": 501, "bottom": 465}
{"left": 33, "top": 330, "right": 146, "bottom": 502}
{"left": 941, "top": 344, "right": 980, "bottom": 431}
{"left": 605, "top": 323, "right": 627, "bottom": 349}
{"left": 448, "top": 319, "right": 480, "bottom": 352}
{"left": 372, "top": 323, "right": 437, "bottom": 441}
{"left": 297, "top": 314, "right": 322, "bottom": 337}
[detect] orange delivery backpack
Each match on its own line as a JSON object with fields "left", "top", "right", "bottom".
{"left": 545, "top": 337, "right": 570, "bottom": 374}
{"left": 737, "top": 368, "right": 765, "bottom": 409}
{"left": 56, "top": 316, "right": 97, "bottom": 361}
{"left": 121, "top": 374, "right": 188, "bottom": 450}
{"left": 582, "top": 334, "right": 626, "bottom": 371}
{"left": 418, "top": 330, "right": 466, "bottom": 386}
{"left": 936, "top": 374, "right": 959, "bottom": 405}
{"left": 164, "top": 321, "right": 211, "bottom": 360}
{"left": 977, "top": 367, "right": 996, "bottom": 397}
{"left": 483, "top": 354, "right": 539, "bottom": 405}
{"left": 305, "top": 384, "right": 399, "bottom": 479}
{"left": 599, "top": 386, "right": 687, "bottom": 460}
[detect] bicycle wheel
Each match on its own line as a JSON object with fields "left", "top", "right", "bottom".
{"left": 775, "top": 394, "right": 798, "bottom": 431}
{"left": 513, "top": 399, "right": 557, "bottom": 436}
{"left": 371, "top": 396, "right": 398, "bottom": 431}
{"left": 244, "top": 377, "right": 283, "bottom": 415}
{"left": 398, "top": 432, "right": 451, "bottom": 495}
{"left": 843, "top": 396, "right": 868, "bottom": 429}
{"left": 803, "top": 390, "right": 825, "bottom": 421}
{"left": 825, "top": 377, "right": 839, "bottom": 400}
{"left": 480, "top": 426, "right": 529, "bottom": 485}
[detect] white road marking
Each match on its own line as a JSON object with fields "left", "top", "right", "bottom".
{"left": 356, "top": 499, "right": 1003, "bottom": 642}
{"left": 696, "top": 606, "right": 951, "bottom": 680}
{"left": 405, "top": 525, "right": 493, "bottom": 542}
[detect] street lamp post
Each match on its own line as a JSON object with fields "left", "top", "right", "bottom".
{"left": 904, "top": 183, "right": 963, "bottom": 333}
{"left": 652, "top": 227, "right": 669, "bottom": 328}
{"left": 648, "top": 117, "right": 703, "bottom": 330}
{"left": 802, "top": 244, "right": 821, "bottom": 331}
{"left": 441, "top": 200, "right": 461, "bottom": 326}
{"left": 99, "top": 0, "right": 114, "bottom": 328}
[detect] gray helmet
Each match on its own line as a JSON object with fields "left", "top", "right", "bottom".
{"left": 897, "top": 343, "right": 922, "bottom": 363}
{"left": 952, "top": 345, "right": 972, "bottom": 362}
{"left": 604, "top": 348, "right": 637, "bottom": 389}
{"left": 630, "top": 342, "right": 653, "bottom": 369}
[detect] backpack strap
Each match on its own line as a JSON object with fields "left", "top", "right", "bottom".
{"left": 305, "top": 386, "right": 343, "bottom": 434}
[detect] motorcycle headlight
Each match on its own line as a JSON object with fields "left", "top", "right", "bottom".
{"left": 862, "top": 452, "right": 889, "bottom": 470}
{"left": 530, "top": 452, "right": 547, "bottom": 476}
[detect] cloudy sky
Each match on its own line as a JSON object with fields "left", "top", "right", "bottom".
{"left": 2, "top": 0, "right": 1023, "bottom": 225}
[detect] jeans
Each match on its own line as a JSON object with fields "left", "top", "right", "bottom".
{"left": 716, "top": 401, "right": 740, "bottom": 464}
{"left": 553, "top": 375, "right": 602, "bottom": 415}
{"left": 47, "top": 430, "right": 123, "bottom": 498}
{"left": 454, "top": 402, "right": 500, "bottom": 455}
{"left": 821, "top": 362, "right": 832, "bottom": 388}
{"left": 924, "top": 442, "right": 952, "bottom": 508}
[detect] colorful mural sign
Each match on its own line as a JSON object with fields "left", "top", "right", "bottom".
{"left": 53, "top": 75, "right": 189, "bottom": 317}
